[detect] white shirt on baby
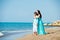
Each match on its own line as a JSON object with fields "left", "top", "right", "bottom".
{"left": 33, "top": 18, "right": 38, "bottom": 32}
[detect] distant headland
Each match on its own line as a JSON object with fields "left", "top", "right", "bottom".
{"left": 44, "top": 20, "right": 60, "bottom": 26}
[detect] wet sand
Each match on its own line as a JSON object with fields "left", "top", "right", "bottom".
{"left": 17, "top": 27, "right": 60, "bottom": 40}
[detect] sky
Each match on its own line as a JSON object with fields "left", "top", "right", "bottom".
{"left": 0, "top": 0, "right": 60, "bottom": 22}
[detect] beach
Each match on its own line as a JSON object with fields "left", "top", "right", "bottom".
{"left": 17, "top": 27, "right": 60, "bottom": 40}
{"left": 0, "top": 22, "right": 60, "bottom": 40}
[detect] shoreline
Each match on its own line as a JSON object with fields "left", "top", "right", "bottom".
{"left": 0, "top": 30, "right": 32, "bottom": 40}
{"left": 44, "top": 25, "right": 60, "bottom": 27}
{"left": 17, "top": 27, "right": 60, "bottom": 40}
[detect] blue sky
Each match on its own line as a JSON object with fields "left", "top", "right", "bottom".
{"left": 0, "top": 0, "right": 60, "bottom": 22}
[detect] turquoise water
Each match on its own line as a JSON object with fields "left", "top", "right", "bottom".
{"left": 0, "top": 22, "right": 51, "bottom": 40}
{"left": 0, "top": 22, "right": 32, "bottom": 31}
{"left": 0, "top": 22, "right": 33, "bottom": 40}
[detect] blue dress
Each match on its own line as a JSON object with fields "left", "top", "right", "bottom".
{"left": 37, "top": 18, "right": 46, "bottom": 35}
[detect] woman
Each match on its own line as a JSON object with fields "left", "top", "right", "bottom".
{"left": 36, "top": 10, "right": 46, "bottom": 35}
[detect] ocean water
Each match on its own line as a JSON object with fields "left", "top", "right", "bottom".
{"left": 0, "top": 22, "right": 32, "bottom": 31}
{"left": 0, "top": 22, "right": 51, "bottom": 40}
{"left": 0, "top": 22, "right": 33, "bottom": 40}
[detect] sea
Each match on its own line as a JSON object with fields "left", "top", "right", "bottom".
{"left": 0, "top": 22, "right": 51, "bottom": 40}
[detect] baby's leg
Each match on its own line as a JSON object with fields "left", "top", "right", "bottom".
{"left": 33, "top": 32, "right": 37, "bottom": 36}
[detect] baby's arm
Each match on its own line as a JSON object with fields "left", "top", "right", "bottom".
{"left": 34, "top": 16, "right": 36, "bottom": 18}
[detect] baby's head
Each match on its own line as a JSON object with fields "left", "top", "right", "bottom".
{"left": 34, "top": 12, "right": 39, "bottom": 18}
{"left": 34, "top": 12, "right": 38, "bottom": 16}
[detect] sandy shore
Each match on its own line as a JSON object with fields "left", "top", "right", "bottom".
{"left": 16, "top": 27, "right": 60, "bottom": 40}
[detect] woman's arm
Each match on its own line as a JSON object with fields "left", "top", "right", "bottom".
{"left": 34, "top": 14, "right": 40, "bottom": 18}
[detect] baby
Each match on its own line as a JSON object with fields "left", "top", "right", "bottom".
{"left": 33, "top": 12, "right": 39, "bottom": 35}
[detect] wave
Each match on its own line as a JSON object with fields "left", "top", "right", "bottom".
{"left": 1, "top": 30, "right": 32, "bottom": 33}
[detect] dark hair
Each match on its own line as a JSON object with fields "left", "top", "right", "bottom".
{"left": 37, "top": 10, "right": 42, "bottom": 18}
{"left": 34, "top": 12, "right": 38, "bottom": 16}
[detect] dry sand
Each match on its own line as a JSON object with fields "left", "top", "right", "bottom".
{"left": 16, "top": 27, "right": 60, "bottom": 40}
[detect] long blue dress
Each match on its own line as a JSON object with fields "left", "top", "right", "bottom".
{"left": 37, "top": 18, "right": 46, "bottom": 35}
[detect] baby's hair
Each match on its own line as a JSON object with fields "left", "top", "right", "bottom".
{"left": 34, "top": 12, "right": 38, "bottom": 16}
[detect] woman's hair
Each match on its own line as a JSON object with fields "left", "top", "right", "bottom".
{"left": 37, "top": 10, "right": 42, "bottom": 18}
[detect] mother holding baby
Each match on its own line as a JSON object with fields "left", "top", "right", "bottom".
{"left": 33, "top": 10, "right": 46, "bottom": 35}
